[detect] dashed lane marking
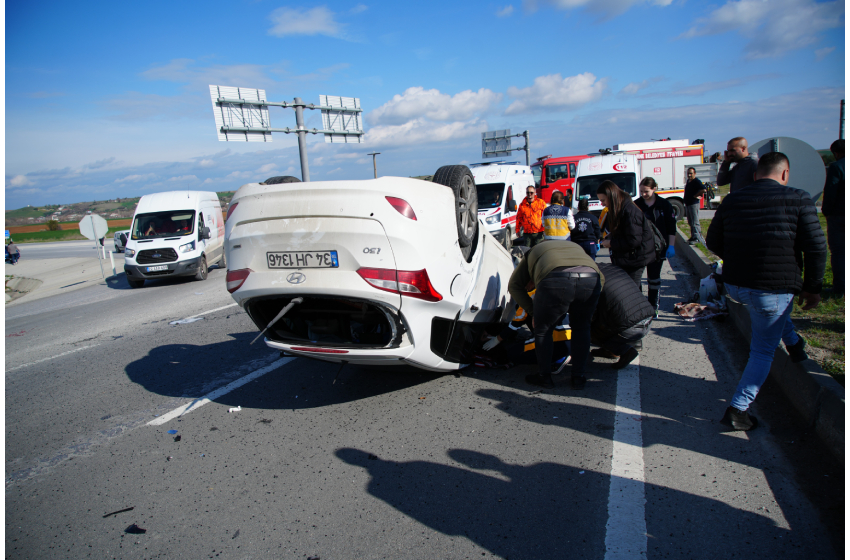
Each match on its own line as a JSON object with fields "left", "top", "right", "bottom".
{"left": 6, "top": 345, "right": 99, "bottom": 374}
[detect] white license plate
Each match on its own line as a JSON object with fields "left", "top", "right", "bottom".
{"left": 146, "top": 265, "right": 169, "bottom": 272}
{"left": 267, "top": 251, "right": 339, "bottom": 269}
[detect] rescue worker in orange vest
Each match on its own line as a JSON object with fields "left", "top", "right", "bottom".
{"left": 517, "top": 186, "right": 547, "bottom": 247}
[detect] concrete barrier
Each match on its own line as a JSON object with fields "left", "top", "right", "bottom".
{"left": 675, "top": 228, "right": 845, "bottom": 465}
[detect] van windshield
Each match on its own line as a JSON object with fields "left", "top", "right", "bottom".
{"left": 132, "top": 210, "right": 196, "bottom": 240}
{"left": 476, "top": 183, "right": 505, "bottom": 209}
{"left": 576, "top": 173, "right": 637, "bottom": 200}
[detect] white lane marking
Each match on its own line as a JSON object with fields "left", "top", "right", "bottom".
{"left": 147, "top": 356, "right": 295, "bottom": 426}
{"left": 174, "top": 302, "right": 238, "bottom": 324}
{"left": 604, "top": 356, "right": 647, "bottom": 560}
{"left": 6, "top": 345, "right": 99, "bottom": 373}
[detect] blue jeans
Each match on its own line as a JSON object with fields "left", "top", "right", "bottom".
{"left": 576, "top": 240, "right": 598, "bottom": 261}
{"left": 725, "top": 284, "right": 800, "bottom": 411}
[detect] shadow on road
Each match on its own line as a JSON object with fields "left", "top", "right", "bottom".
{"left": 125, "top": 332, "right": 442, "bottom": 409}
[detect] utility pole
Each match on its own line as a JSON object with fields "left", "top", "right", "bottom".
{"left": 367, "top": 152, "right": 381, "bottom": 178}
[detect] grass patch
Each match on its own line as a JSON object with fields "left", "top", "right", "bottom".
{"left": 677, "top": 219, "right": 718, "bottom": 262}
{"left": 11, "top": 227, "right": 128, "bottom": 244}
{"left": 683, "top": 213, "right": 844, "bottom": 384}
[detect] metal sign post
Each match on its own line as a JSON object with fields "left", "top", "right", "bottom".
{"left": 79, "top": 213, "right": 108, "bottom": 279}
{"left": 482, "top": 129, "right": 531, "bottom": 166}
{"left": 210, "top": 86, "right": 365, "bottom": 182}
{"left": 367, "top": 152, "right": 381, "bottom": 178}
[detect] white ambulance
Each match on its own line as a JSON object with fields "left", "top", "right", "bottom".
{"left": 469, "top": 161, "right": 533, "bottom": 249}
{"left": 571, "top": 153, "right": 641, "bottom": 214}
{"left": 123, "top": 191, "right": 225, "bottom": 288}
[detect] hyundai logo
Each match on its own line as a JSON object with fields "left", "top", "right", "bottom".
{"left": 286, "top": 272, "right": 306, "bottom": 284}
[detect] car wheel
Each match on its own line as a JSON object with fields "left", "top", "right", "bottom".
{"left": 263, "top": 176, "right": 301, "bottom": 185}
{"left": 219, "top": 251, "right": 226, "bottom": 269}
{"left": 503, "top": 227, "right": 512, "bottom": 251}
{"left": 433, "top": 165, "right": 478, "bottom": 258}
{"left": 127, "top": 277, "right": 144, "bottom": 289}
{"left": 670, "top": 198, "right": 686, "bottom": 221}
{"left": 195, "top": 255, "right": 208, "bottom": 281}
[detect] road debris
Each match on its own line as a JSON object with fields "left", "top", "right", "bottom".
{"left": 228, "top": 406, "right": 242, "bottom": 413}
{"left": 167, "top": 429, "right": 178, "bottom": 435}
{"left": 124, "top": 524, "right": 146, "bottom": 534}
{"left": 102, "top": 507, "right": 134, "bottom": 518}
{"left": 169, "top": 317, "right": 204, "bottom": 325}
{"left": 173, "top": 435, "right": 181, "bottom": 442}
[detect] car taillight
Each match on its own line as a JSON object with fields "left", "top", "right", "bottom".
{"left": 385, "top": 196, "right": 417, "bottom": 220}
{"left": 357, "top": 267, "right": 442, "bottom": 302}
{"left": 226, "top": 268, "right": 251, "bottom": 293}
{"left": 225, "top": 202, "right": 239, "bottom": 221}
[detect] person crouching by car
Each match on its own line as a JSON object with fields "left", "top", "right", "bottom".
{"left": 508, "top": 241, "right": 603, "bottom": 389}
{"left": 570, "top": 197, "right": 602, "bottom": 260}
{"left": 590, "top": 263, "right": 656, "bottom": 369}
{"left": 597, "top": 181, "right": 655, "bottom": 289}
{"left": 542, "top": 190, "right": 575, "bottom": 241}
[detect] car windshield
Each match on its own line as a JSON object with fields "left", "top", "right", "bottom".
{"left": 476, "top": 183, "right": 505, "bottom": 209}
{"left": 132, "top": 211, "right": 195, "bottom": 239}
{"left": 576, "top": 173, "right": 637, "bottom": 200}
{"left": 531, "top": 165, "right": 542, "bottom": 188}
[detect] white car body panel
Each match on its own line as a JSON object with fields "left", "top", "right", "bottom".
{"left": 226, "top": 176, "right": 515, "bottom": 372}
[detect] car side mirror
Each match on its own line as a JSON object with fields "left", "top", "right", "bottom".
{"left": 509, "top": 200, "right": 517, "bottom": 212}
{"left": 200, "top": 227, "right": 211, "bottom": 240}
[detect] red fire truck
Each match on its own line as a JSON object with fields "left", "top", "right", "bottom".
{"left": 530, "top": 154, "right": 591, "bottom": 204}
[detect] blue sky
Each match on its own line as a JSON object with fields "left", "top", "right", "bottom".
{"left": 5, "top": 0, "right": 845, "bottom": 209}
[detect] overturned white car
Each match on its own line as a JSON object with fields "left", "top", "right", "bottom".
{"left": 224, "top": 166, "right": 515, "bottom": 371}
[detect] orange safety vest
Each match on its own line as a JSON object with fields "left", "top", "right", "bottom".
{"left": 517, "top": 198, "right": 546, "bottom": 234}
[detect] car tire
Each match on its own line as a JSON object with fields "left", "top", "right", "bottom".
{"left": 127, "top": 277, "right": 144, "bottom": 289}
{"left": 195, "top": 255, "right": 208, "bottom": 281}
{"left": 219, "top": 251, "right": 226, "bottom": 270}
{"left": 433, "top": 165, "right": 478, "bottom": 258}
{"left": 670, "top": 198, "right": 686, "bottom": 221}
{"left": 503, "top": 227, "right": 512, "bottom": 251}
{"left": 263, "top": 176, "right": 301, "bottom": 185}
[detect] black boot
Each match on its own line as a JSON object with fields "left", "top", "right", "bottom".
{"left": 648, "top": 289, "right": 659, "bottom": 310}
{"left": 719, "top": 406, "right": 758, "bottom": 431}
{"left": 785, "top": 337, "right": 808, "bottom": 363}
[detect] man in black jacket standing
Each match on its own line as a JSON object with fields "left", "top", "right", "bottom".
{"left": 717, "top": 137, "right": 758, "bottom": 194}
{"left": 683, "top": 167, "right": 706, "bottom": 245}
{"left": 821, "top": 139, "right": 844, "bottom": 296}
{"left": 706, "top": 152, "right": 826, "bottom": 431}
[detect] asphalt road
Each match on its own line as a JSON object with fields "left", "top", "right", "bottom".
{"left": 5, "top": 252, "right": 842, "bottom": 559}
{"left": 14, "top": 239, "right": 122, "bottom": 260}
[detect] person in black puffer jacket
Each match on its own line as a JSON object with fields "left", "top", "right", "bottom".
{"left": 597, "top": 180, "right": 655, "bottom": 287}
{"left": 590, "top": 263, "right": 655, "bottom": 368}
{"left": 706, "top": 152, "right": 827, "bottom": 432}
{"left": 635, "top": 177, "right": 677, "bottom": 311}
{"left": 571, "top": 196, "right": 602, "bottom": 260}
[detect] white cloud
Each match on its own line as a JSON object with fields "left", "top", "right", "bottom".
{"left": 197, "top": 159, "right": 216, "bottom": 168}
{"left": 619, "top": 77, "right": 663, "bottom": 96}
{"left": 523, "top": 0, "right": 672, "bottom": 18}
{"left": 816, "top": 47, "right": 835, "bottom": 61}
{"left": 669, "top": 74, "right": 779, "bottom": 96}
{"left": 326, "top": 167, "right": 345, "bottom": 175}
{"left": 680, "top": 0, "right": 844, "bottom": 59}
{"left": 257, "top": 163, "right": 277, "bottom": 173}
{"left": 366, "top": 118, "right": 488, "bottom": 148}
{"left": 167, "top": 175, "right": 199, "bottom": 182}
{"left": 505, "top": 73, "right": 607, "bottom": 114}
{"left": 368, "top": 87, "right": 502, "bottom": 126}
{"left": 496, "top": 5, "right": 515, "bottom": 17}
{"left": 225, "top": 171, "right": 253, "bottom": 180}
{"left": 9, "top": 175, "right": 33, "bottom": 187}
{"left": 114, "top": 173, "right": 156, "bottom": 184}
{"left": 351, "top": 4, "right": 368, "bottom": 14}
{"left": 268, "top": 7, "right": 342, "bottom": 38}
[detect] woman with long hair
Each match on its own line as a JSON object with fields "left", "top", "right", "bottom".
{"left": 597, "top": 180, "right": 655, "bottom": 287}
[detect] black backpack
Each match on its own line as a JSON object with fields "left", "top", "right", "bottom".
{"left": 644, "top": 215, "right": 668, "bottom": 261}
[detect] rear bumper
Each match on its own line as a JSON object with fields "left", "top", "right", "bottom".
{"left": 124, "top": 257, "right": 200, "bottom": 279}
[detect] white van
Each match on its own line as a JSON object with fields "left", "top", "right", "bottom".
{"left": 571, "top": 154, "right": 640, "bottom": 214}
{"left": 123, "top": 191, "right": 225, "bottom": 288}
{"left": 469, "top": 161, "right": 532, "bottom": 249}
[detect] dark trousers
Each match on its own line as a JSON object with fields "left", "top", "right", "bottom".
{"left": 826, "top": 216, "right": 844, "bottom": 294}
{"left": 646, "top": 259, "right": 664, "bottom": 309}
{"left": 576, "top": 240, "right": 598, "bottom": 261}
{"left": 619, "top": 266, "right": 645, "bottom": 290}
{"left": 686, "top": 204, "right": 704, "bottom": 242}
{"left": 522, "top": 232, "right": 544, "bottom": 247}
{"left": 601, "top": 320, "right": 652, "bottom": 356}
{"left": 533, "top": 272, "right": 601, "bottom": 377}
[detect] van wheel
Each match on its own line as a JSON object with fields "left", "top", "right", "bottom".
{"left": 263, "top": 176, "right": 301, "bottom": 185}
{"left": 670, "top": 198, "right": 686, "bottom": 221}
{"left": 127, "top": 277, "right": 144, "bottom": 289}
{"left": 195, "top": 256, "right": 208, "bottom": 281}
{"left": 503, "top": 227, "right": 512, "bottom": 251}
{"left": 433, "top": 165, "right": 478, "bottom": 259}
{"left": 219, "top": 251, "right": 226, "bottom": 270}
